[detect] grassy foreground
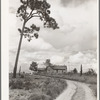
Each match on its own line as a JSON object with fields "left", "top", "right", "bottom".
{"left": 37, "top": 73, "right": 97, "bottom": 97}
{"left": 9, "top": 74, "right": 67, "bottom": 100}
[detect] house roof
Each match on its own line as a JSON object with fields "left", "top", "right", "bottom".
{"left": 37, "top": 64, "right": 67, "bottom": 71}
{"left": 50, "top": 65, "right": 67, "bottom": 70}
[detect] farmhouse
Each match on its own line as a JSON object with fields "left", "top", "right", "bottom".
{"left": 46, "top": 65, "right": 67, "bottom": 73}
{"left": 36, "top": 62, "right": 67, "bottom": 74}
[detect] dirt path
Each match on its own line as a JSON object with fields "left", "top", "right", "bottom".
{"left": 55, "top": 80, "right": 96, "bottom": 100}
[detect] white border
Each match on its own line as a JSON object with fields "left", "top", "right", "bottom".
{"left": 1, "top": 0, "right": 9, "bottom": 99}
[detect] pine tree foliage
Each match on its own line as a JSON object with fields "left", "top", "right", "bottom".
{"left": 17, "top": 0, "right": 59, "bottom": 41}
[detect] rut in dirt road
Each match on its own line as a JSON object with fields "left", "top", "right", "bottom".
{"left": 55, "top": 80, "right": 96, "bottom": 100}
{"left": 71, "top": 82, "right": 85, "bottom": 100}
{"left": 55, "top": 80, "right": 76, "bottom": 100}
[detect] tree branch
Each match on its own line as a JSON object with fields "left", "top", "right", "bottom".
{"left": 33, "top": 15, "right": 40, "bottom": 17}
{"left": 27, "top": 10, "right": 33, "bottom": 19}
{"left": 26, "top": 13, "right": 42, "bottom": 22}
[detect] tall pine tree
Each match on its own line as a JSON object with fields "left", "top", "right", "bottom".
{"left": 13, "top": 0, "right": 59, "bottom": 78}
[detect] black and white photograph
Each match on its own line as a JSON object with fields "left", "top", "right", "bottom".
{"left": 8, "top": 0, "right": 98, "bottom": 100}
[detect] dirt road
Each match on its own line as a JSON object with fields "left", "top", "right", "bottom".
{"left": 55, "top": 80, "right": 96, "bottom": 100}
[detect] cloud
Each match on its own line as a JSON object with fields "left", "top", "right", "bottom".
{"left": 9, "top": 48, "right": 97, "bottom": 72}
{"left": 60, "top": 0, "right": 93, "bottom": 7}
{"left": 50, "top": 55, "right": 64, "bottom": 64}
{"left": 22, "top": 37, "right": 54, "bottom": 51}
{"left": 9, "top": 0, "right": 97, "bottom": 72}
{"left": 67, "top": 51, "right": 97, "bottom": 64}
{"left": 38, "top": 0, "right": 97, "bottom": 50}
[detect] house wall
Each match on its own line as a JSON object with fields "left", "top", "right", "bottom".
{"left": 57, "top": 69, "right": 66, "bottom": 73}
{"left": 58, "top": 70, "right": 62, "bottom": 73}
{"left": 62, "top": 69, "right": 67, "bottom": 73}
{"left": 47, "top": 67, "right": 54, "bottom": 74}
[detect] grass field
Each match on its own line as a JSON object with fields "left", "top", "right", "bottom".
{"left": 89, "top": 84, "right": 97, "bottom": 97}
{"left": 9, "top": 72, "right": 97, "bottom": 99}
{"left": 9, "top": 73, "right": 67, "bottom": 100}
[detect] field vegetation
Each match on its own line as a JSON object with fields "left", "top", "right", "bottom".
{"left": 37, "top": 72, "right": 97, "bottom": 97}
{"left": 9, "top": 67, "right": 97, "bottom": 100}
{"left": 9, "top": 73, "right": 67, "bottom": 100}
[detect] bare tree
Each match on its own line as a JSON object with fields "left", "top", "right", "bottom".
{"left": 13, "top": 0, "right": 59, "bottom": 78}
{"left": 80, "top": 64, "right": 82, "bottom": 76}
{"left": 19, "top": 66, "right": 21, "bottom": 76}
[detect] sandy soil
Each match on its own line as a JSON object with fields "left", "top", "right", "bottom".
{"left": 55, "top": 80, "right": 96, "bottom": 100}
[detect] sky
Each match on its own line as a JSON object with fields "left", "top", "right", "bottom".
{"left": 9, "top": 0, "right": 98, "bottom": 73}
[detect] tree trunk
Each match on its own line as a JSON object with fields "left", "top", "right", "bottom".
{"left": 13, "top": 21, "right": 26, "bottom": 78}
{"left": 66, "top": 66, "right": 67, "bottom": 73}
{"left": 19, "top": 66, "right": 21, "bottom": 76}
{"left": 80, "top": 65, "right": 83, "bottom": 76}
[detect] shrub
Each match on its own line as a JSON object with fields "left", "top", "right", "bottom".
{"left": 9, "top": 78, "right": 41, "bottom": 90}
{"left": 89, "top": 84, "right": 97, "bottom": 97}
{"left": 42, "top": 78, "right": 67, "bottom": 99}
{"left": 10, "top": 79, "right": 23, "bottom": 89}
{"left": 9, "top": 80, "right": 14, "bottom": 87}
{"left": 84, "top": 68, "right": 97, "bottom": 76}
{"left": 28, "top": 93, "right": 53, "bottom": 100}
{"left": 73, "top": 68, "right": 78, "bottom": 74}
{"left": 9, "top": 76, "right": 67, "bottom": 100}
{"left": 20, "top": 74, "right": 25, "bottom": 78}
{"left": 24, "top": 81, "right": 32, "bottom": 90}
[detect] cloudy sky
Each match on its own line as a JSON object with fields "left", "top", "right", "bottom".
{"left": 9, "top": 0, "right": 98, "bottom": 73}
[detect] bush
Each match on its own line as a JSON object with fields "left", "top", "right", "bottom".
{"left": 9, "top": 79, "right": 23, "bottom": 89}
{"left": 84, "top": 68, "right": 97, "bottom": 76}
{"left": 24, "top": 81, "right": 32, "bottom": 90}
{"left": 9, "top": 80, "right": 14, "bottom": 87}
{"left": 9, "top": 76, "right": 67, "bottom": 100}
{"left": 42, "top": 78, "right": 67, "bottom": 99}
{"left": 9, "top": 79, "right": 39, "bottom": 90}
{"left": 20, "top": 74, "right": 25, "bottom": 78}
{"left": 89, "top": 84, "right": 97, "bottom": 97}
{"left": 28, "top": 93, "right": 53, "bottom": 100}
